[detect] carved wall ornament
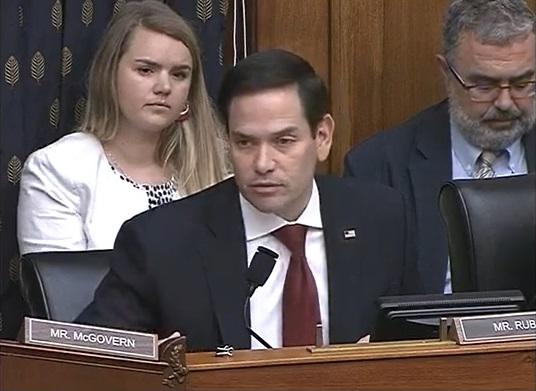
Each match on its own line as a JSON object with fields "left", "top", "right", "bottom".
{"left": 160, "top": 336, "right": 189, "bottom": 388}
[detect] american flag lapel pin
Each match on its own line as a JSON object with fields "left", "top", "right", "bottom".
{"left": 343, "top": 228, "right": 357, "bottom": 240}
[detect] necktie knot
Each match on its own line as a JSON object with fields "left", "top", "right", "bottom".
{"left": 474, "top": 150, "right": 500, "bottom": 179}
{"left": 272, "top": 224, "right": 307, "bottom": 257}
{"left": 480, "top": 150, "right": 498, "bottom": 165}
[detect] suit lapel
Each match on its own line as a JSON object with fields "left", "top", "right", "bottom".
{"left": 408, "top": 102, "right": 452, "bottom": 293}
{"left": 317, "top": 177, "right": 364, "bottom": 343}
{"left": 196, "top": 179, "right": 251, "bottom": 349}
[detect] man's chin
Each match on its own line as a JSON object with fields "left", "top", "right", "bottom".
{"left": 465, "top": 133, "right": 512, "bottom": 151}
{"left": 448, "top": 92, "right": 535, "bottom": 150}
{"left": 243, "top": 193, "right": 280, "bottom": 214}
{"left": 457, "top": 119, "right": 531, "bottom": 150}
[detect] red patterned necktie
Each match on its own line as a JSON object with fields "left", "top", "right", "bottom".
{"left": 272, "top": 224, "right": 321, "bottom": 346}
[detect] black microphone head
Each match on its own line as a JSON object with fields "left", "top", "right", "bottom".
{"left": 247, "top": 246, "right": 278, "bottom": 295}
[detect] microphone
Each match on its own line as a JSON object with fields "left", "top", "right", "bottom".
{"left": 247, "top": 246, "right": 279, "bottom": 296}
{"left": 244, "top": 246, "right": 278, "bottom": 349}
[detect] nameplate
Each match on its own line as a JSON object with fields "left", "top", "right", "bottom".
{"left": 451, "top": 311, "right": 536, "bottom": 345}
{"left": 24, "top": 317, "right": 158, "bottom": 360}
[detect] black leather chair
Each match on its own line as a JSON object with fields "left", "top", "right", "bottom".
{"left": 19, "top": 250, "right": 111, "bottom": 322}
{"left": 439, "top": 174, "right": 536, "bottom": 305}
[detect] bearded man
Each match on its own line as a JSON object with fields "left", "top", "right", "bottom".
{"left": 344, "top": 0, "right": 535, "bottom": 294}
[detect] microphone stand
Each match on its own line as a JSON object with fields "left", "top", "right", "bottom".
{"left": 244, "top": 290, "right": 273, "bottom": 349}
{"left": 243, "top": 246, "right": 278, "bottom": 349}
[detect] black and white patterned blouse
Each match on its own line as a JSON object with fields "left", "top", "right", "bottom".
{"left": 108, "top": 162, "right": 178, "bottom": 209}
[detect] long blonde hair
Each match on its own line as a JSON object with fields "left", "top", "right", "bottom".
{"left": 80, "top": 0, "right": 228, "bottom": 194}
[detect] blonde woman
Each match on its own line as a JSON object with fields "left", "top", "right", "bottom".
{"left": 17, "top": 0, "right": 228, "bottom": 254}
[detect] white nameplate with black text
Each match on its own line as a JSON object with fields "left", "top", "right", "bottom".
{"left": 451, "top": 311, "right": 536, "bottom": 344}
{"left": 24, "top": 317, "right": 158, "bottom": 360}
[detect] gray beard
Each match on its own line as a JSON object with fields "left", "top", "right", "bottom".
{"left": 448, "top": 94, "right": 535, "bottom": 151}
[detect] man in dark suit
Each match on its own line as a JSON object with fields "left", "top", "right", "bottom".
{"left": 344, "top": 0, "right": 536, "bottom": 294}
{"left": 78, "top": 49, "right": 410, "bottom": 352}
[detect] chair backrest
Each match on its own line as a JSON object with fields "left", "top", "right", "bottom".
{"left": 439, "top": 174, "right": 536, "bottom": 303}
{"left": 19, "top": 250, "right": 111, "bottom": 322}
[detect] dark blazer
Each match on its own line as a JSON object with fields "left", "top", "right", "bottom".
{"left": 343, "top": 99, "right": 536, "bottom": 293}
{"left": 78, "top": 176, "right": 409, "bottom": 352}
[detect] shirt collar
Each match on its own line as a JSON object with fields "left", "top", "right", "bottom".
{"left": 450, "top": 118, "right": 523, "bottom": 172}
{"left": 240, "top": 180, "right": 323, "bottom": 241}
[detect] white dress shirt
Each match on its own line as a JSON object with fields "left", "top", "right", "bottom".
{"left": 17, "top": 132, "right": 181, "bottom": 254}
{"left": 240, "top": 181, "right": 329, "bottom": 349}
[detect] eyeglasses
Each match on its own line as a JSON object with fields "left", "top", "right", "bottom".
{"left": 446, "top": 60, "right": 536, "bottom": 103}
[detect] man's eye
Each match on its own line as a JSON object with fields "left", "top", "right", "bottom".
{"left": 277, "top": 137, "right": 295, "bottom": 145}
{"left": 513, "top": 81, "right": 534, "bottom": 90}
{"left": 235, "top": 139, "right": 251, "bottom": 147}
{"left": 474, "top": 85, "right": 495, "bottom": 93}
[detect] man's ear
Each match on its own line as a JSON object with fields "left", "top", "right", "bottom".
{"left": 436, "top": 54, "right": 453, "bottom": 94}
{"left": 436, "top": 54, "right": 449, "bottom": 80}
{"left": 315, "top": 114, "right": 335, "bottom": 162}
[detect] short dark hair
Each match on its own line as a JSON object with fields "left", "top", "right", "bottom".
{"left": 217, "top": 49, "right": 329, "bottom": 135}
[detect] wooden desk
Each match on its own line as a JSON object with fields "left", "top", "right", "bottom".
{"left": 1, "top": 339, "right": 535, "bottom": 390}
{"left": 186, "top": 339, "right": 536, "bottom": 390}
{"left": 0, "top": 339, "right": 170, "bottom": 391}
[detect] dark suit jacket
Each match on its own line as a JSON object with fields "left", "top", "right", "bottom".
{"left": 343, "top": 99, "right": 536, "bottom": 293}
{"left": 78, "top": 176, "right": 409, "bottom": 352}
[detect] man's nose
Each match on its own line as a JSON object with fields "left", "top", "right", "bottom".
{"left": 493, "top": 87, "right": 516, "bottom": 112}
{"left": 253, "top": 144, "right": 276, "bottom": 174}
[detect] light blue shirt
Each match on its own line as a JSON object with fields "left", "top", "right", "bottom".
{"left": 444, "top": 120, "right": 528, "bottom": 293}
{"left": 451, "top": 121, "right": 528, "bottom": 179}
